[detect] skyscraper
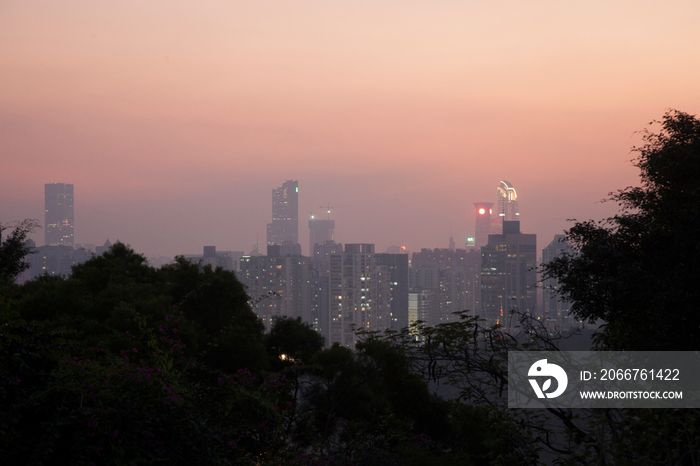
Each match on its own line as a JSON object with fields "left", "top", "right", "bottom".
{"left": 480, "top": 221, "right": 536, "bottom": 327}
{"left": 473, "top": 202, "right": 494, "bottom": 249}
{"left": 308, "top": 218, "right": 335, "bottom": 257}
{"left": 45, "top": 183, "right": 74, "bottom": 247}
{"left": 497, "top": 180, "right": 520, "bottom": 221}
{"left": 309, "top": 240, "right": 344, "bottom": 342}
{"left": 266, "top": 180, "right": 299, "bottom": 247}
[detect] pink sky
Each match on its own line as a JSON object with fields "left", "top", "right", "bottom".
{"left": 2, "top": 0, "right": 700, "bottom": 257}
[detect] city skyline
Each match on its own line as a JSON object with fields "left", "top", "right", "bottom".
{"left": 23, "top": 178, "right": 545, "bottom": 255}
{"left": 0, "top": 167, "right": 661, "bottom": 259}
{"left": 2, "top": 1, "right": 699, "bottom": 257}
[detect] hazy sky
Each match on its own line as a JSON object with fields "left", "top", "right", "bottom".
{"left": 2, "top": 1, "right": 699, "bottom": 257}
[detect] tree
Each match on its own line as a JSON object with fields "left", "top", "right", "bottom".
{"left": 0, "top": 219, "right": 38, "bottom": 281}
{"left": 1, "top": 243, "right": 279, "bottom": 465}
{"left": 266, "top": 316, "right": 324, "bottom": 369}
{"left": 369, "top": 310, "right": 700, "bottom": 465}
{"left": 11, "top": 243, "right": 269, "bottom": 373}
{"left": 0, "top": 293, "right": 286, "bottom": 466}
{"left": 542, "top": 110, "right": 700, "bottom": 351}
{"left": 159, "top": 256, "right": 268, "bottom": 373}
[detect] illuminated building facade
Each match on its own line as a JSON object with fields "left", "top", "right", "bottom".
{"left": 310, "top": 240, "right": 344, "bottom": 342}
{"left": 239, "top": 253, "right": 309, "bottom": 329}
{"left": 375, "top": 253, "right": 409, "bottom": 330}
{"left": 329, "top": 244, "right": 391, "bottom": 347}
{"left": 408, "top": 289, "right": 433, "bottom": 334}
{"left": 267, "top": 180, "right": 299, "bottom": 247}
{"left": 45, "top": 183, "right": 74, "bottom": 247}
{"left": 497, "top": 180, "right": 520, "bottom": 221}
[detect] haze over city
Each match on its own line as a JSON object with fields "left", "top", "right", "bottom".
{"left": 3, "top": 1, "right": 700, "bottom": 257}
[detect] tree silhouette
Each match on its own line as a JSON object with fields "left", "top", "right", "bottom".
{"left": 542, "top": 110, "right": 700, "bottom": 350}
{"left": 0, "top": 219, "right": 39, "bottom": 281}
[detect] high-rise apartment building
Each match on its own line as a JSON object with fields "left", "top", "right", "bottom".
{"left": 266, "top": 180, "right": 299, "bottom": 247}
{"left": 309, "top": 240, "right": 344, "bottom": 341}
{"left": 409, "top": 248, "right": 475, "bottom": 326}
{"left": 375, "top": 253, "right": 409, "bottom": 331}
{"left": 45, "top": 183, "right": 74, "bottom": 247}
{"left": 465, "top": 247, "right": 481, "bottom": 316}
{"left": 329, "top": 244, "right": 391, "bottom": 347}
{"left": 480, "top": 221, "right": 536, "bottom": 327}
{"left": 239, "top": 252, "right": 309, "bottom": 329}
{"left": 408, "top": 289, "right": 433, "bottom": 334}
{"left": 473, "top": 202, "right": 494, "bottom": 249}
{"left": 497, "top": 180, "right": 520, "bottom": 221}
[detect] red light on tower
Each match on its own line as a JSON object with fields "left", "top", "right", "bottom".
{"left": 479, "top": 208, "right": 486, "bottom": 215}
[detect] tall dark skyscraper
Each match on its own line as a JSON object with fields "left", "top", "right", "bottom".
{"left": 473, "top": 202, "right": 494, "bottom": 249}
{"left": 266, "top": 180, "right": 299, "bottom": 247}
{"left": 480, "top": 221, "right": 536, "bottom": 327}
{"left": 44, "top": 183, "right": 74, "bottom": 247}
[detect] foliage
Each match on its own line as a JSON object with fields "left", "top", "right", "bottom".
{"left": 366, "top": 313, "right": 559, "bottom": 465}
{"left": 266, "top": 316, "right": 324, "bottom": 370}
{"left": 366, "top": 309, "right": 700, "bottom": 465}
{"left": 542, "top": 110, "right": 700, "bottom": 351}
{"left": 0, "top": 219, "right": 39, "bottom": 281}
{"left": 2, "top": 240, "right": 519, "bottom": 464}
{"left": 0, "top": 242, "right": 277, "bottom": 463}
{"left": 0, "top": 307, "right": 288, "bottom": 465}
{"left": 284, "top": 336, "right": 516, "bottom": 466}
{"left": 10, "top": 242, "right": 268, "bottom": 374}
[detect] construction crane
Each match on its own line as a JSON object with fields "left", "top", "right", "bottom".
{"left": 319, "top": 204, "right": 349, "bottom": 220}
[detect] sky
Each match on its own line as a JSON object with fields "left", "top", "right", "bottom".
{"left": 2, "top": 0, "right": 700, "bottom": 258}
